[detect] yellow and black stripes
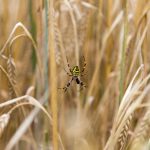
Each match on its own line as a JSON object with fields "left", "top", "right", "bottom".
{"left": 72, "top": 66, "right": 80, "bottom": 76}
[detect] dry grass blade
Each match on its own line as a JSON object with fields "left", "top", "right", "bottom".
{"left": 0, "top": 114, "right": 10, "bottom": 138}
{"left": 127, "top": 24, "right": 148, "bottom": 82}
{"left": 0, "top": 95, "right": 51, "bottom": 121}
{"left": 118, "top": 65, "right": 144, "bottom": 116}
{"left": 0, "top": 22, "right": 31, "bottom": 55}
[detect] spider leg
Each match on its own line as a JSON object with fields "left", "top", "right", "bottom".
{"left": 81, "top": 56, "right": 86, "bottom": 73}
{"left": 76, "top": 77, "right": 86, "bottom": 89}
{"left": 66, "top": 56, "right": 72, "bottom": 73}
{"left": 63, "top": 77, "right": 74, "bottom": 92}
{"left": 63, "top": 68, "right": 72, "bottom": 76}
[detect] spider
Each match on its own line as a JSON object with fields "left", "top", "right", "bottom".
{"left": 61, "top": 56, "right": 86, "bottom": 92}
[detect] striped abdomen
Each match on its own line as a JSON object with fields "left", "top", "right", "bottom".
{"left": 72, "top": 66, "right": 80, "bottom": 76}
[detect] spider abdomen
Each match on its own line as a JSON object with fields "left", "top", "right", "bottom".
{"left": 72, "top": 66, "right": 80, "bottom": 76}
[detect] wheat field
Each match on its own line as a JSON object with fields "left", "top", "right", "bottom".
{"left": 0, "top": 0, "right": 150, "bottom": 150}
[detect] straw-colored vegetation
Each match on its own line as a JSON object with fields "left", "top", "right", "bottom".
{"left": 0, "top": 0, "right": 150, "bottom": 150}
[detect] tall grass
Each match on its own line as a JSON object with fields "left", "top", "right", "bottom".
{"left": 0, "top": 0, "right": 150, "bottom": 150}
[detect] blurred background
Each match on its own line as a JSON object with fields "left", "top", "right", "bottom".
{"left": 0, "top": 0, "right": 150, "bottom": 150}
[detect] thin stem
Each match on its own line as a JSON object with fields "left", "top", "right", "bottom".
{"left": 48, "top": 0, "right": 58, "bottom": 150}
{"left": 119, "top": 1, "right": 128, "bottom": 101}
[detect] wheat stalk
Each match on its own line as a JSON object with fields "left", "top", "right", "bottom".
{"left": 48, "top": 0, "right": 59, "bottom": 150}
